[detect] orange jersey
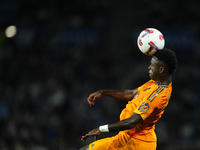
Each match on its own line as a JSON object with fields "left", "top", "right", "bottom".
{"left": 120, "top": 80, "right": 172, "bottom": 142}
{"left": 89, "top": 131, "right": 156, "bottom": 150}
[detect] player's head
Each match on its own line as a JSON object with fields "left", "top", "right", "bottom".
{"left": 153, "top": 48, "right": 178, "bottom": 75}
{"left": 148, "top": 48, "right": 178, "bottom": 80}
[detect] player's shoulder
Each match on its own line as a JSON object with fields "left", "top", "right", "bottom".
{"left": 156, "top": 83, "right": 172, "bottom": 98}
{"left": 152, "top": 84, "right": 172, "bottom": 107}
{"left": 158, "top": 82, "right": 172, "bottom": 95}
{"left": 147, "top": 83, "right": 171, "bottom": 102}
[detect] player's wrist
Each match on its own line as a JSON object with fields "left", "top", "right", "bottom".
{"left": 99, "top": 89, "right": 105, "bottom": 95}
{"left": 99, "top": 124, "right": 109, "bottom": 132}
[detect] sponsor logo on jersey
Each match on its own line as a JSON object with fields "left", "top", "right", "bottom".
{"left": 143, "top": 87, "right": 151, "bottom": 91}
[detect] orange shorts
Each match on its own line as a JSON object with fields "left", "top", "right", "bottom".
{"left": 89, "top": 132, "right": 156, "bottom": 150}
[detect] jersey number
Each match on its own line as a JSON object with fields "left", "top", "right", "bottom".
{"left": 138, "top": 102, "right": 150, "bottom": 113}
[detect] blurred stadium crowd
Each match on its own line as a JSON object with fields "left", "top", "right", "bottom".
{"left": 0, "top": 0, "right": 200, "bottom": 150}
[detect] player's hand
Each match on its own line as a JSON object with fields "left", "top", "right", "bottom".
{"left": 81, "top": 128, "right": 101, "bottom": 141}
{"left": 87, "top": 90, "right": 103, "bottom": 106}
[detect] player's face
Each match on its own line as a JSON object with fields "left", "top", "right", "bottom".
{"left": 148, "top": 56, "right": 160, "bottom": 80}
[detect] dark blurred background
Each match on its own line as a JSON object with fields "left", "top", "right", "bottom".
{"left": 0, "top": 0, "right": 200, "bottom": 149}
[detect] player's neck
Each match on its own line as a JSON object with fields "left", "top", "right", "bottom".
{"left": 155, "top": 76, "right": 172, "bottom": 85}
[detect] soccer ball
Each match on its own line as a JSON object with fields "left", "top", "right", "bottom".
{"left": 137, "top": 28, "right": 165, "bottom": 56}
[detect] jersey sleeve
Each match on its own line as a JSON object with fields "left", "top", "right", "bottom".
{"left": 134, "top": 92, "right": 169, "bottom": 120}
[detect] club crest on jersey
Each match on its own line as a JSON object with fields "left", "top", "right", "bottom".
{"left": 138, "top": 102, "right": 150, "bottom": 113}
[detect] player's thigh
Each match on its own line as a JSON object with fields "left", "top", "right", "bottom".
{"left": 128, "top": 138, "right": 157, "bottom": 150}
{"left": 79, "top": 144, "right": 89, "bottom": 150}
{"left": 84, "top": 137, "right": 113, "bottom": 150}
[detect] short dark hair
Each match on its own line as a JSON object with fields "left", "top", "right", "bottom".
{"left": 154, "top": 48, "right": 178, "bottom": 74}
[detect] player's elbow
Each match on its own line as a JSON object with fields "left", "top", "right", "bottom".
{"left": 124, "top": 118, "right": 142, "bottom": 129}
{"left": 128, "top": 113, "right": 143, "bottom": 128}
{"left": 125, "top": 89, "right": 138, "bottom": 101}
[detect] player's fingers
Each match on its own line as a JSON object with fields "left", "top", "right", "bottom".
{"left": 88, "top": 96, "right": 96, "bottom": 106}
{"left": 92, "top": 96, "right": 96, "bottom": 105}
{"left": 87, "top": 97, "right": 94, "bottom": 106}
{"left": 90, "top": 100, "right": 94, "bottom": 106}
{"left": 81, "top": 135, "right": 88, "bottom": 141}
{"left": 92, "top": 95, "right": 96, "bottom": 101}
{"left": 87, "top": 97, "right": 91, "bottom": 102}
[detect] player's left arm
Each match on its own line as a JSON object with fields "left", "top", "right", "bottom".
{"left": 81, "top": 113, "right": 143, "bottom": 141}
{"left": 107, "top": 112, "right": 143, "bottom": 131}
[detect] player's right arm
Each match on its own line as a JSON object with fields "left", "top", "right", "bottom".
{"left": 87, "top": 89, "right": 138, "bottom": 106}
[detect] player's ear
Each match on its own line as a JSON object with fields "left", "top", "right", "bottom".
{"left": 159, "top": 67, "right": 165, "bottom": 74}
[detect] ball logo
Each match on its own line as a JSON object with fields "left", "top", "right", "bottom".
{"left": 138, "top": 102, "right": 150, "bottom": 113}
